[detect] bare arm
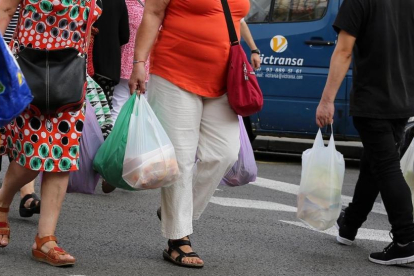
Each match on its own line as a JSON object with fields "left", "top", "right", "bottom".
{"left": 240, "top": 20, "right": 260, "bottom": 70}
{"left": 0, "top": 0, "right": 20, "bottom": 35}
{"left": 129, "top": 0, "right": 170, "bottom": 94}
{"left": 316, "top": 30, "right": 355, "bottom": 128}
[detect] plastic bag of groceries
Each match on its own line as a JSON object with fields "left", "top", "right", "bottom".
{"left": 93, "top": 95, "right": 136, "bottom": 191}
{"left": 122, "top": 95, "right": 179, "bottom": 190}
{"left": 400, "top": 138, "right": 414, "bottom": 214}
{"left": 297, "top": 128, "right": 345, "bottom": 230}
{"left": 220, "top": 116, "right": 257, "bottom": 186}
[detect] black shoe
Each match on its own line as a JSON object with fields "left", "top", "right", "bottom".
{"left": 19, "top": 193, "right": 41, "bottom": 218}
{"left": 102, "top": 180, "right": 116, "bottom": 194}
{"left": 335, "top": 210, "right": 357, "bottom": 245}
{"left": 369, "top": 241, "right": 414, "bottom": 265}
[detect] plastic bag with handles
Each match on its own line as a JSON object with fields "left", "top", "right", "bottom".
{"left": 400, "top": 138, "right": 414, "bottom": 215}
{"left": 297, "top": 127, "right": 345, "bottom": 231}
{"left": 122, "top": 95, "right": 179, "bottom": 190}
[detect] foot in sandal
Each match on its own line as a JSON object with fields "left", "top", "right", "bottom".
{"left": 163, "top": 236, "right": 204, "bottom": 268}
{"left": 0, "top": 207, "right": 10, "bottom": 247}
{"left": 32, "top": 235, "right": 76, "bottom": 267}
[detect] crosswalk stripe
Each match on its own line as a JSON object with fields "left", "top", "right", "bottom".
{"left": 280, "top": 220, "right": 392, "bottom": 242}
{"left": 251, "top": 177, "right": 387, "bottom": 215}
{"left": 210, "top": 197, "right": 297, "bottom": 212}
{"left": 212, "top": 177, "right": 391, "bottom": 243}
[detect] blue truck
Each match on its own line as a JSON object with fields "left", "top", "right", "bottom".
{"left": 242, "top": 0, "right": 414, "bottom": 153}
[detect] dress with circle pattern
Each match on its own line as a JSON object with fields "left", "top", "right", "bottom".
{"left": 0, "top": 0, "right": 101, "bottom": 172}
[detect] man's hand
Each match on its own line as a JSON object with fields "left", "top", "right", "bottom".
{"left": 316, "top": 99, "right": 334, "bottom": 128}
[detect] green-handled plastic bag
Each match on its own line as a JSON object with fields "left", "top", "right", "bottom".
{"left": 93, "top": 95, "right": 136, "bottom": 191}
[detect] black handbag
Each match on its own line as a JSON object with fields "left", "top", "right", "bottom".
{"left": 14, "top": 0, "right": 96, "bottom": 115}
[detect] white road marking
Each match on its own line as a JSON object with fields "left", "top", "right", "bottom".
{"left": 211, "top": 177, "right": 391, "bottom": 243}
{"left": 280, "top": 220, "right": 392, "bottom": 242}
{"left": 210, "top": 197, "right": 297, "bottom": 212}
{"left": 251, "top": 177, "right": 387, "bottom": 215}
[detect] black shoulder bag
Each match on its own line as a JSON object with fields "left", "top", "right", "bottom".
{"left": 14, "top": 0, "right": 96, "bottom": 115}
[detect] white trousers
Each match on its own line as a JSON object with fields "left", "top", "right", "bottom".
{"left": 147, "top": 75, "right": 240, "bottom": 239}
{"left": 112, "top": 78, "right": 130, "bottom": 123}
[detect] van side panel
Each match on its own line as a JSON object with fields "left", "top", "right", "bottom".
{"left": 244, "top": 0, "right": 353, "bottom": 138}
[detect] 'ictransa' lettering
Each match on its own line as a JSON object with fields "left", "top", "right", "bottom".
{"left": 260, "top": 55, "right": 304, "bottom": 66}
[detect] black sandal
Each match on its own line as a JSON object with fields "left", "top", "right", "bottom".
{"left": 19, "top": 193, "right": 41, "bottom": 218}
{"left": 163, "top": 238, "right": 204, "bottom": 268}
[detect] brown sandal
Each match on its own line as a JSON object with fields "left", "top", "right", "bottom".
{"left": 32, "top": 235, "right": 76, "bottom": 267}
{"left": 0, "top": 207, "right": 10, "bottom": 248}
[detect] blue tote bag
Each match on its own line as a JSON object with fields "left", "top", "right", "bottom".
{"left": 0, "top": 33, "right": 32, "bottom": 127}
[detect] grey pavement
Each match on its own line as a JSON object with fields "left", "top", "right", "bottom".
{"left": 0, "top": 146, "right": 413, "bottom": 276}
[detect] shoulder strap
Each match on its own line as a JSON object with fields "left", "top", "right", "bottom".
{"left": 220, "top": 0, "right": 238, "bottom": 45}
{"left": 84, "top": 0, "right": 97, "bottom": 53}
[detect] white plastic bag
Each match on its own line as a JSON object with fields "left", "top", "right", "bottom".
{"left": 400, "top": 138, "right": 414, "bottom": 213}
{"left": 297, "top": 129, "right": 345, "bottom": 230}
{"left": 122, "top": 95, "right": 179, "bottom": 190}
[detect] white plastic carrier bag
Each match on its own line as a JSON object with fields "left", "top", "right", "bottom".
{"left": 122, "top": 95, "right": 179, "bottom": 190}
{"left": 400, "top": 138, "right": 414, "bottom": 213}
{"left": 297, "top": 127, "right": 345, "bottom": 231}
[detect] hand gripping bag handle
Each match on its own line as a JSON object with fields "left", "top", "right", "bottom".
{"left": 327, "top": 124, "right": 337, "bottom": 150}
{"left": 313, "top": 124, "right": 336, "bottom": 149}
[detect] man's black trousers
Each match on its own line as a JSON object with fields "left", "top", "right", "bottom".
{"left": 344, "top": 116, "right": 414, "bottom": 244}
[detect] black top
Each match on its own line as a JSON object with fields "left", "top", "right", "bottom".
{"left": 333, "top": 0, "right": 414, "bottom": 119}
{"left": 92, "top": 0, "right": 129, "bottom": 84}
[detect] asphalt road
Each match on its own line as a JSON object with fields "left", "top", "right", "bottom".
{"left": 0, "top": 151, "right": 413, "bottom": 276}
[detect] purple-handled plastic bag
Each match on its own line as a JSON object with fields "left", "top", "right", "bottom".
{"left": 67, "top": 100, "right": 104, "bottom": 194}
{"left": 220, "top": 116, "right": 257, "bottom": 186}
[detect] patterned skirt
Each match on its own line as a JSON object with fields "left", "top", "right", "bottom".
{"left": 0, "top": 106, "right": 85, "bottom": 172}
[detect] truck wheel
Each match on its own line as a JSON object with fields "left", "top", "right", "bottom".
{"left": 243, "top": 116, "right": 256, "bottom": 143}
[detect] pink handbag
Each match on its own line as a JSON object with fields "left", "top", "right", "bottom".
{"left": 221, "top": 0, "right": 263, "bottom": 117}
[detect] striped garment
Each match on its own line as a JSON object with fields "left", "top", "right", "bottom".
{"left": 3, "top": 8, "right": 19, "bottom": 44}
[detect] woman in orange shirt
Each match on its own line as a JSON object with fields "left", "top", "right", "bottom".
{"left": 129, "top": 0, "right": 250, "bottom": 269}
